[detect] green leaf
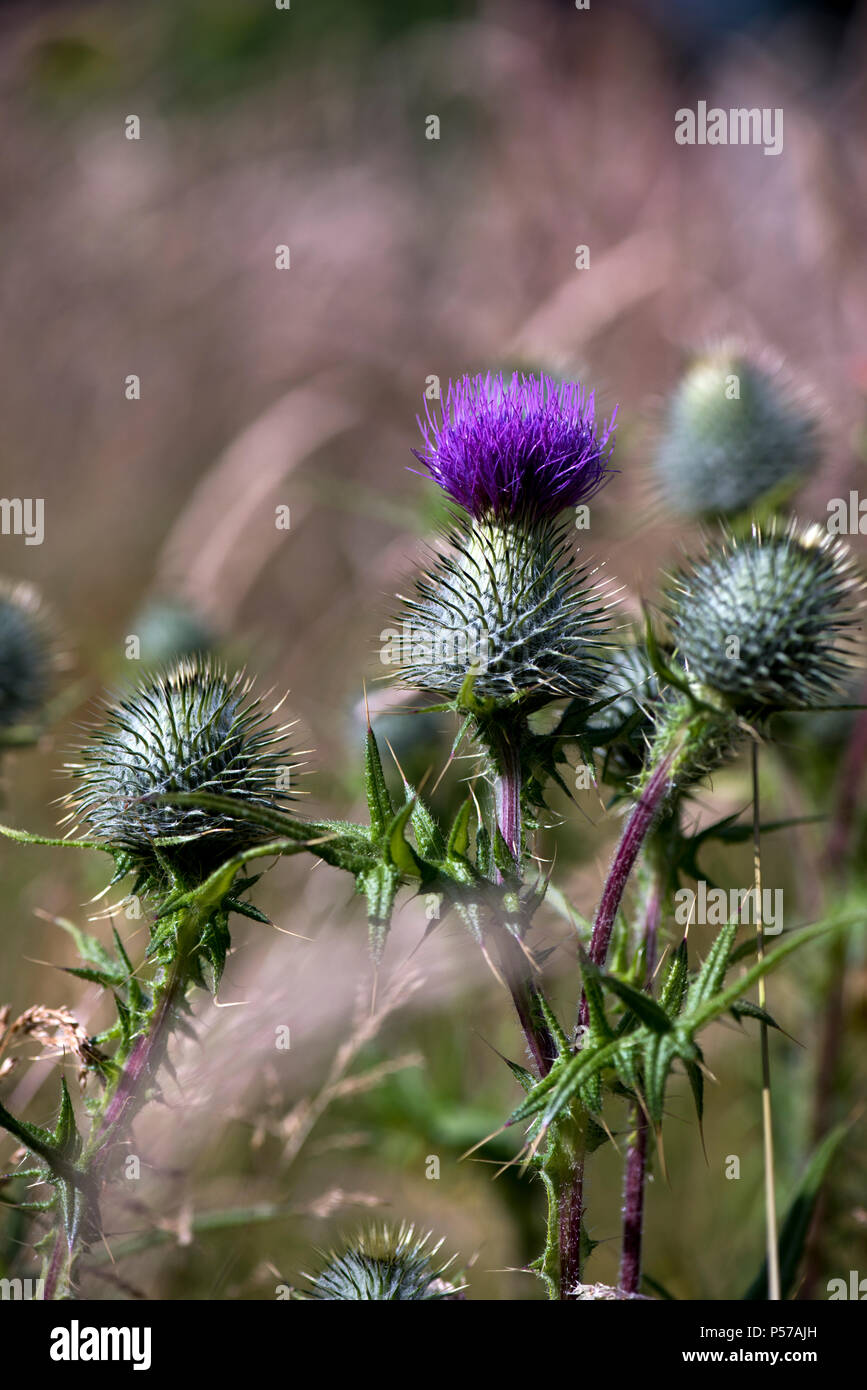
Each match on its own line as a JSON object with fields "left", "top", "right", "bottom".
{"left": 743, "top": 1124, "right": 848, "bottom": 1301}
{"left": 685, "top": 920, "right": 738, "bottom": 1014}
{"left": 684, "top": 1057, "right": 704, "bottom": 1130}
{"left": 509, "top": 1035, "right": 625, "bottom": 1128}
{"left": 446, "top": 798, "right": 473, "bottom": 861}
{"left": 0, "top": 824, "right": 108, "bottom": 852}
{"left": 364, "top": 725, "right": 394, "bottom": 840}
{"left": 407, "top": 789, "right": 445, "bottom": 862}
{"left": 596, "top": 968, "right": 673, "bottom": 1035}
{"left": 659, "top": 938, "right": 689, "bottom": 1016}
{"left": 729, "top": 999, "right": 782, "bottom": 1031}
{"left": 52, "top": 917, "right": 123, "bottom": 979}
{"left": 360, "top": 861, "right": 401, "bottom": 963}
{"left": 503, "top": 1057, "right": 538, "bottom": 1094}
{"left": 53, "top": 1079, "right": 81, "bottom": 1161}
{"left": 642, "top": 1033, "right": 679, "bottom": 1128}
{"left": 689, "top": 918, "right": 840, "bottom": 1032}
{"left": 384, "top": 798, "right": 423, "bottom": 877}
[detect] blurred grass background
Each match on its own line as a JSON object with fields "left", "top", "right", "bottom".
{"left": 1, "top": 0, "right": 866, "bottom": 1299}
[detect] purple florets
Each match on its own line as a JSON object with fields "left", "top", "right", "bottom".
{"left": 413, "top": 372, "right": 617, "bottom": 523}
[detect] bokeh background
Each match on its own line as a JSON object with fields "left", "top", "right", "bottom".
{"left": 1, "top": 0, "right": 866, "bottom": 1300}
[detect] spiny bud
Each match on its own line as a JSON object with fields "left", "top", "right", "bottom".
{"left": 303, "top": 1224, "right": 464, "bottom": 1301}
{"left": 0, "top": 579, "right": 63, "bottom": 730}
{"left": 665, "top": 524, "right": 863, "bottom": 714}
{"left": 63, "top": 659, "right": 295, "bottom": 889}
{"left": 653, "top": 347, "right": 819, "bottom": 519}
{"left": 394, "top": 515, "right": 615, "bottom": 711}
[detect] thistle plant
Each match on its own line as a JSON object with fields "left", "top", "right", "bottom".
{"left": 0, "top": 364, "right": 862, "bottom": 1305}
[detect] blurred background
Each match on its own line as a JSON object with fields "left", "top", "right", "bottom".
{"left": 1, "top": 0, "right": 866, "bottom": 1299}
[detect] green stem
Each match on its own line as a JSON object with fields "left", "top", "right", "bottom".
{"left": 486, "top": 715, "right": 586, "bottom": 1300}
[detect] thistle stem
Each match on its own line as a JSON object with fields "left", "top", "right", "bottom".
{"left": 91, "top": 909, "right": 196, "bottom": 1170}
{"left": 618, "top": 854, "right": 663, "bottom": 1295}
{"left": 578, "top": 748, "right": 676, "bottom": 1031}
{"left": 488, "top": 718, "right": 583, "bottom": 1299}
{"left": 752, "top": 739, "right": 780, "bottom": 1301}
{"left": 619, "top": 1110, "right": 649, "bottom": 1295}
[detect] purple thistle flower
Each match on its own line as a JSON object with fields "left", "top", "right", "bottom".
{"left": 413, "top": 372, "right": 617, "bottom": 523}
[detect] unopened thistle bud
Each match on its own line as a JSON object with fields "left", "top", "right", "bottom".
{"left": 653, "top": 347, "right": 819, "bottom": 520}
{"left": 665, "top": 524, "right": 863, "bottom": 715}
{"left": 396, "top": 515, "right": 614, "bottom": 709}
{"left": 0, "top": 579, "right": 63, "bottom": 730}
{"left": 303, "top": 1224, "right": 464, "bottom": 1301}
{"left": 63, "top": 659, "right": 295, "bottom": 891}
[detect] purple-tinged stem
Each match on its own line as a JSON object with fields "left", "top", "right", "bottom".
{"left": 558, "top": 1164, "right": 585, "bottom": 1299}
{"left": 618, "top": 861, "right": 663, "bottom": 1296}
{"left": 489, "top": 725, "right": 557, "bottom": 1077}
{"left": 619, "top": 1111, "right": 650, "bottom": 1295}
{"left": 578, "top": 750, "right": 675, "bottom": 1031}
{"left": 490, "top": 721, "right": 580, "bottom": 1297}
{"left": 90, "top": 928, "right": 190, "bottom": 1177}
{"left": 492, "top": 726, "right": 523, "bottom": 871}
{"left": 43, "top": 1227, "right": 68, "bottom": 1302}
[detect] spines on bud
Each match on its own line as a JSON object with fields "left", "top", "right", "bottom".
{"left": 303, "top": 1223, "right": 464, "bottom": 1301}
{"left": 0, "top": 579, "right": 63, "bottom": 730}
{"left": 63, "top": 658, "right": 295, "bottom": 890}
{"left": 394, "top": 515, "right": 615, "bottom": 712}
{"left": 665, "top": 523, "right": 863, "bottom": 715}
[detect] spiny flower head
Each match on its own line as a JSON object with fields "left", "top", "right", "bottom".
{"left": 0, "top": 579, "right": 63, "bottom": 729}
{"left": 665, "top": 523, "right": 863, "bottom": 713}
{"left": 393, "top": 515, "right": 615, "bottom": 710}
{"left": 304, "top": 1224, "right": 463, "bottom": 1301}
{"left": 414, "top": 372, "right": 617, "bottom": 523}
{"left": 64, "top": 659, "right": 295, "bottom": 889}
{"left": 653, "top": 346, "right": 819, "bottom": 519}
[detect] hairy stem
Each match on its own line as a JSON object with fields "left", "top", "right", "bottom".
{"left": 618, "top": 1110, "right": 649, "bottom": 1295}
{"left": 618, "top": 851, "right": 663, "bottom": 1295}
{"left": 488, "top": 717, "right": 583, "bottom": 1299}
{"left": 578, "top": 748, "right": 676, "bottom": 1032}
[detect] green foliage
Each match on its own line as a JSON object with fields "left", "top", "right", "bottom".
{"left": 507, "top": 917, "right": 840, "bottom": 1136}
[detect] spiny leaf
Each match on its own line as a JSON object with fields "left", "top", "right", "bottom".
{"left": 407, "top": 787, "right": 445, "bottom": 862}
{"left": 384, "top": 798, "right": 423, "bottom": 877}
{"left": 689, "top": 917, "right": 840, "bottom": 1031}
{"left": 686, "top": 920, "right": 739, "bottom": 1013}
{"left": 52, "top": 917, "right": 122, "bottom": 979}
{"left": 595, "top": 968, "right": 673, "bottom": 1035}
{"left": 360, "top": 861, "right": 401, "bottom": 964}
{"left": 659, "top": 938, "right": 689, "bottom": 1016}
{"left": 729, "top": 999, "right": 782, "bottom": 1031}
{"left": 446, "top": 798, "right": 473, "bottom": 861}
{"left": 364, "top": 725, "right": 394, "bottom": 839}
{"left": 537, "top": 992, "right": 571, "bottom": 1058}
{"left": 0, "top": 824, "right": 108, "bottom": 852}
